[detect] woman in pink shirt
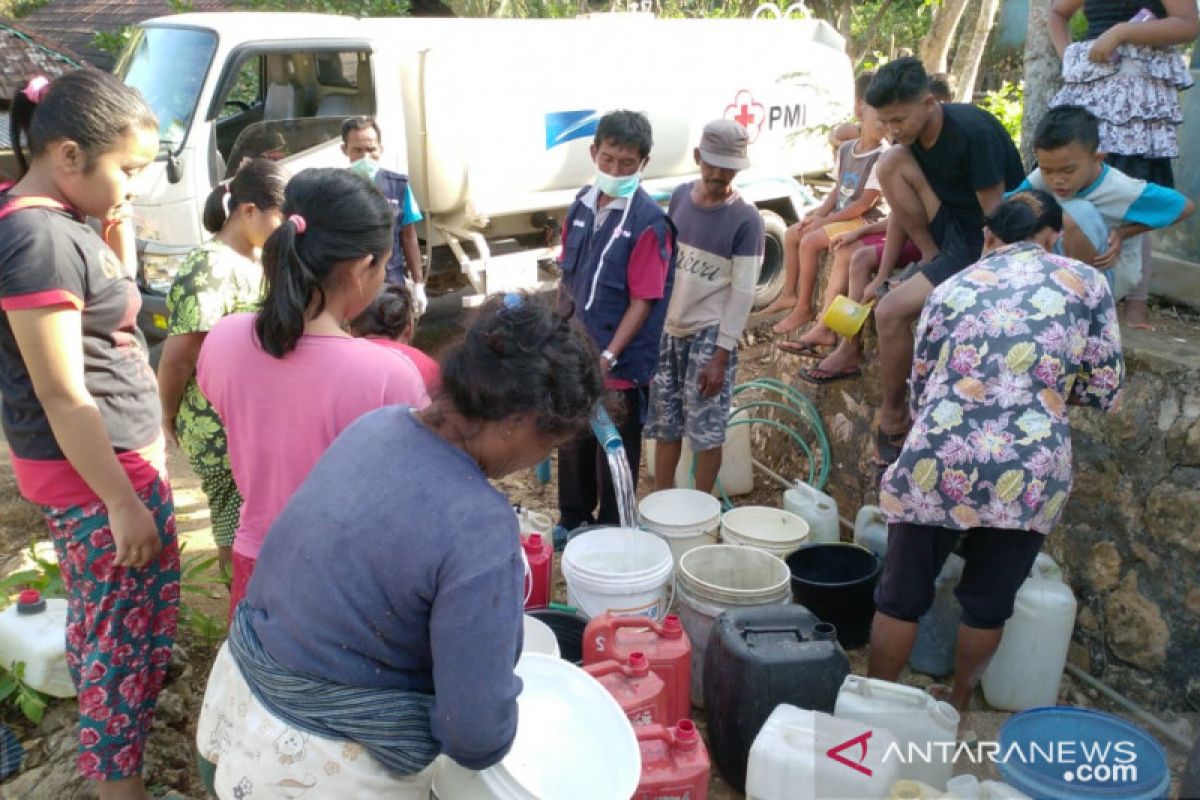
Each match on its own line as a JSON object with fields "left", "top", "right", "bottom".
{"left": 199, "top": 168, "right": 429, "bottom": 613}
{"left": 350, "top": 281, "right": 442, "bottom": 395}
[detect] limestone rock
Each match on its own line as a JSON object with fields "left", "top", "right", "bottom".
{"left": 1077, "top": 605, "right": 1098, "bottom": 632}
{"left": 2, "top": 762, "right": 91, "bottom": 799}
{"left": 1089, "top": 541, "right": 1121, "bottom": 591}
{"left": 1130, "top": 541, "right": 1161, "bottom": 568}
{"left": 1144, "top": 483, "right": 1200, "bottom": 554}
{"left": 1105, "top": 572, "right": 1170, "bottom": 670}
{"left": 1187, "top": 588, "right": 1200, "bottom": 618}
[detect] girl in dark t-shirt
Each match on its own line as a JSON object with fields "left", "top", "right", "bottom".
{"left": 0, "top": 69, "right": 179, "bottom": 796}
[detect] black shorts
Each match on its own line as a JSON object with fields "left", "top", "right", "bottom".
{"left": 919, "top": 206, "right": 984, "bottom": 287}
{"left": 874, "top": 522, "right": 1044, "bottom": 630}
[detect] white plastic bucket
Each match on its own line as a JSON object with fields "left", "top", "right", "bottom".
{"left": 720, "top": 506, "right": 810, "bottom": 559}
{"left": 676, "top": 544, "right": 792, "bottom": 707}
{"left": 432, "top": 655, "right": 641, "bottom": 800}
{"left": 521, "top": 615, "right": 560, "bottom": 661}
{"left": 639, "top": 489, "right": 721, "bottom": 565}
{"left": 561, "top": 527, "right": 674, "bottom": 621}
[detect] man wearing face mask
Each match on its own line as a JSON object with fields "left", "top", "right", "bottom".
{"left": 340, "top": 116, "right": 427, "bottom": 316}
{"left": 645, "top": 119, "right": 764, "bottom": 495}
{"left": 555, "top": 110, "right": 676, "bottom": 541}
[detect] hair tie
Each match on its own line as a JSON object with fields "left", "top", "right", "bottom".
{"left": 288, "top": 214, "right": 307, "bottom": 234}
{"left": 222, "top": 184, "right": 233, "bottom": 217}
{"left": 503, "top": 292, "right": 524, "bottom": 311}
{"left": 21, "top": 76, "right": 50, "bottom": 105}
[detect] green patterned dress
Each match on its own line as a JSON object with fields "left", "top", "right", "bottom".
{"left": 166, "top": 241, "right": 262, "bottom": 548}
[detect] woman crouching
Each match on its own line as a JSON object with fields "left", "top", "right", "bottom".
{"left": 196, "top": 291, "right": 603, "bottom": 797}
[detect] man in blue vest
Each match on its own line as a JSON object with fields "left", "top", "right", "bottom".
{"left": 556, "top": 110, "right": 675, "bottom": 540}
{"left": 341, "top": 116, "right": 427, "bottom": 315}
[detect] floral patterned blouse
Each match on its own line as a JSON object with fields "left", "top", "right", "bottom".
{"left": 166, "top": 241, "right": 262, "bottom": 474}
{"left": 880, "top": 242, "right": 1124, "bottom": 534}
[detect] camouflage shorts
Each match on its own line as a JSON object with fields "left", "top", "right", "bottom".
{"left": 644, "top": 326, "right": 737, "bottom": 452}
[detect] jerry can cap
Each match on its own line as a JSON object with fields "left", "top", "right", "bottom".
{"left": 16, "top": 589, "right": 45, "bottom": 614}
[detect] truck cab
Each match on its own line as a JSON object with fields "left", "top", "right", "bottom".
{"left": 117, "top": 12, "right": 854, "bottom": 363}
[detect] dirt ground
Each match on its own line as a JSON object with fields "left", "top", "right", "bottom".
{"left": 0, "top": 311, "right": 1191, "bottom": 798}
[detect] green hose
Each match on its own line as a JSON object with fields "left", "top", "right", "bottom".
{"left": 683, "top": 377, "right": 832, "bottom": 510}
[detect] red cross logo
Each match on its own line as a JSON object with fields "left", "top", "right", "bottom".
{"left": 724, "top": 90, "right": 765, "bottom": 142}
{"left": 826, "top": 730, "right": 874, "bottom": 777}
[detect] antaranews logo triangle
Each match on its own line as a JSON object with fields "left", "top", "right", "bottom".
{"left": 826, "top": 730, "right": 874, "bottom": 777}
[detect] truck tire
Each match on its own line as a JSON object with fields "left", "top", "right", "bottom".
{"left": 753, "top": 209, "right": 789, "bottom": 310}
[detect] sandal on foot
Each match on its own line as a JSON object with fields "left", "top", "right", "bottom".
{"left": 778, "top": 341, "right": 834, "bottom": 357}
{"left": 872, "top": 426, "right": 910, "bottom": 466}
{"left": 797, "top": 364, "right": 861, "bottom": 384}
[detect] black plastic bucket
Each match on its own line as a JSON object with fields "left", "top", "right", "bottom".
{"left": 526, "top": 609, "right": 587, "bottom": 665}
{"left": 785, "top": 543, "right": 881, "bottom": 649}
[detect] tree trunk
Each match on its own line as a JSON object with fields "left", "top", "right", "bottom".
{"left": 1021, "top": 0, "right": 1064, "bottom": 167}
{"left": 919, "top": 0, "right": 969, "bottom": 74}
{"left": 949, "top": 0, "right": 999, "bottom": 101}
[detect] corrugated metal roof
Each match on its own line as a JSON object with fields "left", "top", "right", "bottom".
{"left": 19, "top": 0, "right": 229, "bottom": 70}
{"left": 0, "top": 20, "right": 81, "bottom": 102}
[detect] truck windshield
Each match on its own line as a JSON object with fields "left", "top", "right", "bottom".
{"left": 116, "top": 26, "right": 217, "bottom": 152}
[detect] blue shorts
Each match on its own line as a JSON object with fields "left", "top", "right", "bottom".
{"left": 644, "top": 326, "right": 737, "bottom": 452}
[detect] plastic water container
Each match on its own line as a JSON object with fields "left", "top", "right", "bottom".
{"left": 998, "top": 707, "right": 1170, "bottom": 800}
{"left": 561, "top": 527, "right": 674, "bottom": 621}
{"left": 909, "top": 554, "right": 965, "bottom": 678}
{"left": 638, "top": 489, "right": 722, "bottom": 566}
{"left": 834, "top": 676, "right": 960, "bottom": 789}
{"left": 676, "top": 545, "right": 792, "bottom": 708}
{"left": 746, "top": 704, "right": 900, "bottom": 800}
{"left": 981, "top": 555, "right": 1076, "bottom": 711}
{"left": 889, "top": 780, "right": 945, "bottom": 799}
{"left": 522, "top": 533, "right": 553, "bottom": 610}
{"left": 853, "top": 505, "right": 888, "bottom": 559}
{"left": 704, "top": 605, "right": 851, "bottom": 792}
{"left": 432, "top": 654, "right": 641, "bottom": 799}
{"left": 584, "top": 652, "right": 668, "bottom": 726}
{"left": 582, "top": 613, "right": 691, "bottom": 726}
{"left": 643, "top": 423, "right": 755, "bottom": 497}
{"left": 521, "top": 615, "right": 561, "bottom": 661}
{"left": 786, "top": 543, "right": 881, "bottom": 649}
{"left": 634, "top": 720, "right": 711, "bottom": 800}
{"left": 0, "top": 590, "right": 75, "bottom": 698}
{"left": 526, "top": 609, "right": 587, "bottom": 665}
{"left": 944, "top": 774, "right": 1031, "bottom": 799}
{"left": 783, "top": 480, "right": 840, "bottom": 544}
{"left": 720, "top": 506, "right": 810, "bottom": 559}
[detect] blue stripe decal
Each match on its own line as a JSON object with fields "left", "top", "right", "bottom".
{"left": 545, "top": 109, "right": 600, "bottom": 149}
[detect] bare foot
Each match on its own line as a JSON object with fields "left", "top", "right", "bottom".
{"left": 1123, "top": 299, "right": 1153, "bottom": 330}
{"left": 761, "top": 295, "right": 797, "bottom": 316}
{"left": 773, "top": 307, "right": 814, "bottom": 334}
{"left": 813, "top": 347, "right": 861, "bottom": 376}
{"left": 795, "top": 323, "right": 838, "bottom": 349}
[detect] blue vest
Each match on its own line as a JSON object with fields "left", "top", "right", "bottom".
{"left": 375, "top": 168, "right": 411, "bottom": 283}
{"left": 560, "top": 186, "right": 675, "bottom": 386}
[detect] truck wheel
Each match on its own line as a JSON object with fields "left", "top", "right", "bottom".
{"left": 753, "top": 209, "right": 788, "bottom": 310}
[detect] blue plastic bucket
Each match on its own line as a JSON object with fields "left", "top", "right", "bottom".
{"left": 998, "top": 707, "right": 1170, "bottom": 800}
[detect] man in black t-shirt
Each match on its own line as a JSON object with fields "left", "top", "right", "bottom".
{"left": 863, "top": 58, "right": 1024, "bottom": 464}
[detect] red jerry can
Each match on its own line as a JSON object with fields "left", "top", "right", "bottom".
{"left": 583, "top": 652, "right": 669, "bottom": 726}
{"left": 583, "top": 612, "right": 691, "bottom": 724}
{"left": 634, "top": 720, "right": 710, "bottom": 800}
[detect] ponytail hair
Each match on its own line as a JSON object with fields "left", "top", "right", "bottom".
{"left": 10, "top": 69, "right": 157, "bottom": 177}
{"left": 255, "top": 167, "right": 393, "bottom": 358}
{"left": 350, "top": 282, "right": 413, "bottom": 340}
{"left": 984, "top": 190, "right": 1064, "bottom": 245}
{"left": 202, "top": 158, "right": 288, "bottom": 233}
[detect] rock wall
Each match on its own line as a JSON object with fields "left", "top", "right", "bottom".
{"left": 765, "top": 321, "right": 1200, "bottom": 713}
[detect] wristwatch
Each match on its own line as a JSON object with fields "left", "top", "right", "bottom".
{"left": 601, "top": 349, "right": 618, "bottom": 367}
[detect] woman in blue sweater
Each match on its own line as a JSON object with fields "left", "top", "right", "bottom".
{"left": 195, "top": 292, "right": 604, "bottom": 797}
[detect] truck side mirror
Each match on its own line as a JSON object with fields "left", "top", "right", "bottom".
{"left": 166, "top": 149, "right": 183, "bottom": 184}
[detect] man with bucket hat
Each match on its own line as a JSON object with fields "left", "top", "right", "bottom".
{"left": 645, "top": 119, "right": 765, "bottom": 494}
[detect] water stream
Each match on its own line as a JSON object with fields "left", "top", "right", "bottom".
{"left": 591, "top": 405, "right": 638, "bottom": 528}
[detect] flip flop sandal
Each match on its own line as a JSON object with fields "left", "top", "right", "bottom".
{"left": 872, "top": 426, "right": 910, "bottom": 467}
{"left": 797, "top": 364, "right": 862, "bottom": 384}
{"left": 778, "top": 341, "right": 834, "bottom": 357}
